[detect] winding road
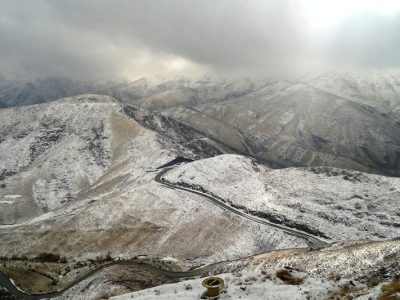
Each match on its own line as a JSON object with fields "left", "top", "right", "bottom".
{"left": 155, "top": 167, "right": 328, "bottom": 249}
{"left": 0, "top": 260, "right": 208, "bottom": 300}
{"left": 0, "top": 163, "right": 327, "bottom": 299}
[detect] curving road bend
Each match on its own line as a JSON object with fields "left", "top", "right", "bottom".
{"left": 155, "top": 167, "right": 328, "bottom": 249}
{"left": 0, "top": 260, "right": 208, "bottom": 300}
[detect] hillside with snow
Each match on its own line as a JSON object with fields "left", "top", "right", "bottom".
{"left": 0, "top": 92, "right": 399, "bottom": 299}
{"left": 165, "top": 154, "right": 400, "bottom": 241}
{"left": 166, "top": 78, "right": 400, "bottom": 177}
{"left": 0, "top": 95, "right": 308, "bottom": 264}
{"left": 2, "top": 73, "right": 400, "bottom": 177}
{"left": 112, "top": 239, "right": 400, "bottom": 300}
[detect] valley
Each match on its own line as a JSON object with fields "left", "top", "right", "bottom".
{"left": 0, "top": 84, "right": 399, "bottom": 299}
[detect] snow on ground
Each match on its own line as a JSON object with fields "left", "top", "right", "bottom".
{"left": 111, "top": 268, "right": 392, "bottom": 300}
{"left": 0, "top": 200, "right": 13, "bottom": 204}
{"left": 111, "top": 239, "right": 400, "bottom": 300}
{"left": 111, "top": 270, "right": 327, "bottom": 300}
{"left": 3, "top": 195, "right": 22, "bottom": 199}
{"left": 165, "top": 154, "right": 400, "bottom": 241}
{"left": 0, "top": 97, "right": 307, "bottom": 263}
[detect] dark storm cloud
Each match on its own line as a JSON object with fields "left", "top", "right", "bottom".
{"left": 0, "top": 0, "right": 399, "bottom": 79}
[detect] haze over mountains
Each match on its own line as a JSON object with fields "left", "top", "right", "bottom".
{"left": 1, "top": 72, "right": 400, "bottom": 177}
{"left": 1, "top": 0, "right": 400, "bottom": 298}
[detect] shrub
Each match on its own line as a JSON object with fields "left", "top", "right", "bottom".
{"left": 36, "top": 252, "right": 60, "bottom": 262}
{"left": 328, "top": 272, "right": 341, "bottom": 282}
{"left": 327, "top": 283, "right": 363, "bottom": 299}
{"left": 105, "top": 251, "right": 112, "bottom": 261}
{"left": 368, "top": 277, "right": 381, "bottom": 287}
{"left": 378, "top": 280, "right": 400, "bottom": 300}
{"left": 276, "top": 269, "right": 304, "bottom": 285}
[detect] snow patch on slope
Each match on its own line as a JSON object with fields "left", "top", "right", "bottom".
{"left": 165, "top": 154, "right": 400, "bottom": 241}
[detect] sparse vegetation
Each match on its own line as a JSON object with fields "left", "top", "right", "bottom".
{"left": 327, "top": 283, "right": 364, "bottom": 299}
{"left": 378, "top": 279, "right": 400, "bottom": 300}
{"left": 368, "top": 277, "right": 381, "bottom": 287}
{"left": 244, "top": 275, "right": 258, "bottom": 284}
{"left": 35, "top": 252, "right": 61, "bottom": 262}
{"left": 97, "top": 290, "right": 122, "bottom": 299}
{"left": 328, "top": 272, "right": 341, "bottom": 282}
{"left": 275, "top": 269, "right": 304, "bottom": 285}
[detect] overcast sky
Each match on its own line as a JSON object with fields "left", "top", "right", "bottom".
{"left": 0, "top": 0, "right": 399, "bottom": 80}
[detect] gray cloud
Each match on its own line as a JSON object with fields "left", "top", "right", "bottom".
{"left": 328, "top": 11, "right": 400, "bottom": 68}
{"left": 0, "top": 0, "right": 399, "bottom": 80}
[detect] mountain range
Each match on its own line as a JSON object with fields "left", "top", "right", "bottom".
{"left": 1, "top": 73, "right": 400, "bottom": 177}
{"left": 0, "top": 74, "right": 399, "bottom": 299}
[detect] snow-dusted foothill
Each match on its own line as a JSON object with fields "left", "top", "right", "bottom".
{"left": 111, "top": 270, "right": 396, "bottom": 300}
{"left": 112, "top": 239, "right": 400, "bottom": 300}
{"left": 1, "top": 91, "right": 400, "bottom": 299}
{"left": 0, "top": 96, "right": 306, "bottom": 263}
{"left": 164, "top": 154, "right": 400, "bottom": 241}
{"left": 112, "top": 270, "right": 335, "bottom": 300}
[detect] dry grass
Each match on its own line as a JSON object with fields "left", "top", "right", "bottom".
{"left": 0, "top": 268, "right": 54, "bottom": 294}
{"left": 0, "top": 259, "right": 102, "bottom": 294}
{"left": 275, "top": 269, "right": 304, "bottom": 285}
{"left": 338, "top": 284, "right": 354, "bottom": 297}
{"left": 96, "top": 290, "right": 123, "bottom": 300}
{"left": 328, "top": 272, "right": 342, "bottom": 282}
{"left": 378, "top": 280, "right": 400, "bottom": 300}
{"left": 368, "top": 277, "right": 382, "bottom": 287}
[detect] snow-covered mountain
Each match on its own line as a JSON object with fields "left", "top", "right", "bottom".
{"left": 1, "top": 96, "right": 399, "bottom": 256}
{"left": 165, "top": 74, "right": 400, "bottom": 176}
{"left": 0, "top": 76, "right": 256, "bottom": 109}
{"left": 307, "top": 71, "right": 400, "bottom": 111}
{"left": 1, "top": 81, "right": 400, "bottom": 299}
{"left": 164, "top": 154, "right": 400, "bottom": 242}
{"left": 0, "top": 95, "right": 307, "bottom": 263}
{"left": 2, "top": 73, "right": 399, "bottom": 176}
{"left": 112, "top": 239, "right": 400, "bottom": 300}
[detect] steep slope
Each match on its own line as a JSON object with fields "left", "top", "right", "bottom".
{"left": 162, "top": 106, "right": 252, "bottom": 154}
{"left": 136, "top": 88, "right": 199, "bottom": 110}
{"left": 165, "top": 154, "right": 400, "bottom": 241}
{"left": 0, "top": 96, "right": 307, "bottom": 263}
{"left": 307, "top": 71, "right": 400, "bottom": 110}
{"left": 0, "top": 95, "right": 224, "bottom": 225}
{"left": 166, "top": 82, "right": 400, "bottom": 175}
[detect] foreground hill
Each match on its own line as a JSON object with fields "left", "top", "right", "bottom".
{"left": 110, "top": 240, "right": 400, "bottom": 300}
